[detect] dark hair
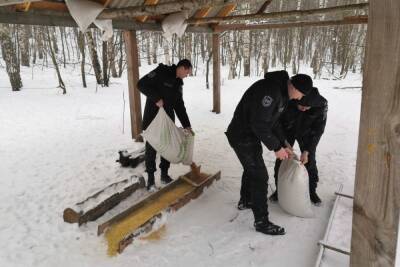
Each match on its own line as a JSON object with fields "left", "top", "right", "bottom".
{"left": 177, "top": 59, "right": 192, "bottom": 69}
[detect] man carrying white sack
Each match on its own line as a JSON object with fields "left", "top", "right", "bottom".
{"left": 138, "top": 59, "right": 193, "bottom": 191}
{"left": 270, "top": 87, "right": 328, "bottom": 205}
{"left": 225, "top": 71, "right": 313, "bottom": 235}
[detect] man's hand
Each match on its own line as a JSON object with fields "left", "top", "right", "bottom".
{"left": 156, "top": 99, "right": 164, "bottom": 107}
{"left": 300, "top": 151, "right": 309, "bottom": 164}
{"left": 275, "top": 148, "right": 289, "bottom": 160}
{"left": 284, "top": 147, "right": 294, "bottom": 159}
{"left": 184, "top": 127, "right": 195, "bottom": 136}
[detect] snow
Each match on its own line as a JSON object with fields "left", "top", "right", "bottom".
{"left": 0, "top": 64, "right": 364, "bottom": 267}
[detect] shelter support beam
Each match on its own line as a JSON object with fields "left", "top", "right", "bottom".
{"left": 123, "top": 30, "right": 143, "bottom": 142}
{"left": 212, "top": 33, "right": 220, "bottom": 114}
{"left": 350, "top": 1, "right": 400, "bottom": 266}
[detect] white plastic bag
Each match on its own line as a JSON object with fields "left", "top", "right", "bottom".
{"left": 141, "top": 108, "right": 194, "bottom": 165}
{"left": 277, "top": 158, "right": 314, "bottom": 218}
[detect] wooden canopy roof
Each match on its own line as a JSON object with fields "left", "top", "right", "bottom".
{"left": 0, "top": 0, "right": 368, "bottom": 32}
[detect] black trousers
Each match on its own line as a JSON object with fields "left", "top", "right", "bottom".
{"left": 274, "top": 138, "right": 319, "bottom": 193}
{"left": 228, "top": 139, "right": 269, "bottom": 222}
{"left": 145, "top": 142, "right": 170, "bottom": 174}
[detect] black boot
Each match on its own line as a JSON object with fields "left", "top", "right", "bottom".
{"left": 161, "top": 171, "right": 173, "bottom": 184}
{"left": 254, "top": 217, "right": 285, "bottom": 235}
{"left": 147, "top": 172, "right": 155, "bottom": 191}
{"left": 237, "top": 198, "right": 253, "bottom": 210}
{"left": 310, "top": 191, "right": 322, "bottom": 206}
{"left": 269, "top": 191, "right": 278, "bottom": 202}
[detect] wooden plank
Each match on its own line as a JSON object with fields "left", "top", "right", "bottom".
{"left": 216, "top": 3, "right": 236, "bottom": 17}
{"left": 104, "top": 171, "right": 221, "bottom": 255}
{"left": 350, "top": 1, "right": 400, "bottom": 266}
{"left": 136, "top": 0, "right": 159, "bottom": 23}
{"left": 22, "top": 1, "right": 68, "bottom": 12}
{"left": 188, "top": 3, "right": 368, "bottom": 25}
{"left": 123, "top": 30, "right": 143, "bottom": 141}
{"left": 0, "top": 0, "right": 40, "bottom": 6}
{"left": 15, "top": 1, "right": 31, "bottom": 12}
{"left": 214, "top": 16, "right": 368, "bottom": 32}
{"left": 193, "top": 6, "right": 212, "bottom": 18}
{"left": 63, "top": 175, "right": 146, "bottom": 225}
{"left": 212, "top": 33, "right": 220, "bottom": 114}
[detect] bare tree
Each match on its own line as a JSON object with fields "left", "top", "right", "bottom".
{"left": 0, "top": 24, "right": 23, "bottom": 91}
{"left": 46, "top": 26, "right": 66, "bottom": 94}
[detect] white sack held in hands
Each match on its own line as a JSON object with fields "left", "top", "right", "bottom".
{"left": 277, "top": 158, "right": 314, "bottom": 218}
{"left": 142, "top": 108, "right": 194, "bottom": 165}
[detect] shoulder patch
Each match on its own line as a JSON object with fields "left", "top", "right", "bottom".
{"left": 262, "top": 95, "right": 273, "bottom": 107}
{"left": 147, "top": 71, "right": 156, "bottom": 78}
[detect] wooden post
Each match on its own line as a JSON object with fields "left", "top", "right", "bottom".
{"left": 212, "top": 33, "right": 220, "bottom": 114}
{"left": 350, "top": 1, "right": 400, "bottom": 266}
{"left": 123, "top": 30, "right": 143, "bottom": 142}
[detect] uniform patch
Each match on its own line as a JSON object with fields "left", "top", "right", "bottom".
{"left": 147, "top": 71, "right": 156, "bottom": 78}
{"left": 163, "top": 82, "right": 173, "bottom": 88}
{"left": 262, "top": 95, "right": 273, "bottom": 107}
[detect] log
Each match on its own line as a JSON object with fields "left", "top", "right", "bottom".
{"left": 63, "top": 175, "right": 146, "bottom": 225}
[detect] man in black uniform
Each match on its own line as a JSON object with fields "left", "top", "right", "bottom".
{"left": 138, "top": 59, "right": 193, "bottom": 191}
{"left": 270, "top": 87, "right": 328, "bottom": 205}
{"left": 225, "top": 71, "right": 313, "bottom": 235}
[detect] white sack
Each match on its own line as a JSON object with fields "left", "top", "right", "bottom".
{"left": 141, "top": 108, "right": 194, "bottom": 165}
{"left": 277, "top": 158, "right": 314, "bottom": 218}
{"left": 161, "top": 11, "right": 188, "bottom": 41}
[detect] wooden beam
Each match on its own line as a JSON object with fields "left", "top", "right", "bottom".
{"left": 187, "top": 3, "right": 368, "bottom": 25}
{"left": 214, "top": 15, "right": 368, "bottom": 32}
{"left": 256, "top": 0, "right": 273, "bottom": 14}
{"left": 99, "top": 0, "right": 239, "bottom": 20}
{"left": 123, "top": 30, "right": 143, "bottom": 141}
{"left": 136, "top": 0, "right": 159, "bottom": 23}
{"left": 0, "top": 8, "right": 212, "bottom": 32}
{"left": 212, "top": 33, "right": 220, "bottom": 114}
{"left": 350, "top": 1, "right": 400, "bottom": 266}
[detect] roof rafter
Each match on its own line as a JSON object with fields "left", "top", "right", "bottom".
{"left": 187, "top": 2, "right": 368, "bottom": 25}
{"left": 136, "top": 0, "right": 160, "bottom": 23}
{"left": 214, "top": 15, "right": 368, "bottom": 32}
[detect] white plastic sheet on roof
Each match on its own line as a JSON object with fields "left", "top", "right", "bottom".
{"left": 65, "top": 0, "right": 113, "bottom": 41}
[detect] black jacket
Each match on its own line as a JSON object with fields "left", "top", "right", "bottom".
{"left": 277, "top": 87, "right": 328, "bottom": 152}
{"left": 138, "top": 64, "right": 191, "bottom": 130}
{"left": 226, "top": 70, "right": 290, "bottom": 151}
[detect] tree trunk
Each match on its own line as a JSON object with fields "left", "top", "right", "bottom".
{"left": 19, "top": 25, "right": 30, "bottom": 67}
{"left": 102, "top": 40, "right": 109, "bottom": 87}
{"left": 46, "top": 27, "right": 65, "bottom": 94}
{"left": 86, "top": 30, "right": 103, "bottom": 85}
{"left": 0, "top": 24, "right": 23, "bottom": 91}
{"left": 78, "top": 31, "right": 87, "bottom": 88}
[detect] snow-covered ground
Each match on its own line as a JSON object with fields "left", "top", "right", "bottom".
{"left": 0, "top": 64, "right": 363, "bottom": 267}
